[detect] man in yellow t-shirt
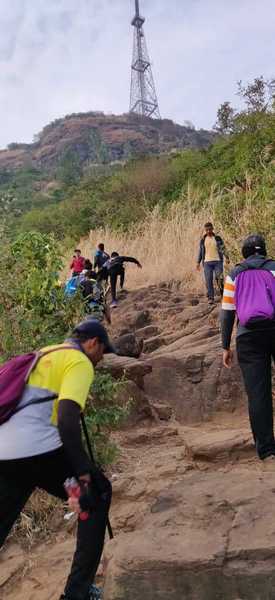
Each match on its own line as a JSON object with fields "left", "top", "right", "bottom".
{"left": 196, "top": 222, "right": 229, "bottom": 304}
{"left": 0, "top": 320, "right": 114, "bottom": 600}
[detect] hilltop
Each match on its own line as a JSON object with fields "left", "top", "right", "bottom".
{"left": 0, "top": 112, "right": 215, "bottom": 173}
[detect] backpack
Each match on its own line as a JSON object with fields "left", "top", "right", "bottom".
{"left": 0, "top": 346, "right": 77, "bottom": 425}
{"left": 235, "top": 262, "right": 275, "bottom": 327}
{"left": 65, "top": 276, "right": 81, "bottom": 297}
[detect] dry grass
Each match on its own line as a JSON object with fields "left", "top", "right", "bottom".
{"left": 9, "top": 491, "right": 64, "bottom": 548}
{"left": 63, "top": 190, "right": 275, "bottom": 292}
{"left": 64, "top": 205, "right": 208, "bottom": 291}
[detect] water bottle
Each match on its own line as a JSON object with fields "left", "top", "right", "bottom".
{"left": 64, "top": 477, "right": 89, "bottom": 521}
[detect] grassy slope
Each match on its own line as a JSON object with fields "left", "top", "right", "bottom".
{"left": 2, "top": 109, "right": 275, "bottom": 255}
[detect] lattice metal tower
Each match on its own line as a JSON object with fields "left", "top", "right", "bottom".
{"left": 129, "top": 0, "right": 160, "bottom": 118}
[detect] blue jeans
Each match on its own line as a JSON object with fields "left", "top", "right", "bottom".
{"left": 203, "top": 260, "right": 223, "bottom": 300}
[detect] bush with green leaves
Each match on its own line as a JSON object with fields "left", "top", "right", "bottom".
{"left": 0, "top": 230, "right": 85, "bottom": 359}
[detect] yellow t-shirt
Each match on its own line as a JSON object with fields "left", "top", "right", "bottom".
{"left": 204, "top": 236, "right": 220, "bottom": 262}
{"left": 29, "top": 344, "right": 94, "bottom": 424}
{"left": 0, "top": 344, "right": 94, "bottom": 460}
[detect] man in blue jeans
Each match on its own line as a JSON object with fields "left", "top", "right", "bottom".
{"left": 196, "top": 222, "right": 229, "bottom": 304}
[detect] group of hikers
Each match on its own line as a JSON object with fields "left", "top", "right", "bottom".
{"left": 0, "top": 224, "right": 275, "bottom": 600}
{"left": 67, "top": 244, "right": 142, "bottom": 319}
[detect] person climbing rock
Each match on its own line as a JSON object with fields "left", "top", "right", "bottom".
{"left": 0, "top": 320, "right": 114, "bottom": 600}
{"left": 84, "top": 258, "right": 94, "bottom": 272}
{"left": 196, "top": 222, "right": 229, "bottom": 304}
{"left": 70, "top": 249, "right": 85, "bottom": 277}
{"left": 94, "top": 243, "right": 110, "bottom": 272}
{"left": 81, "top": 270, "right": 111, "bottom": 324}
{"left": 221, "top": 234, "right": 275, "bottom": 467}
{"left": 101, "top": 252, "right": 142, "bottom": 308}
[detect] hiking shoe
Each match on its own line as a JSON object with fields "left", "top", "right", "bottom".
{"left": 208, "top": 298, "right": 215, "bottom": 305}
{"left": 89, "top": 584, "right": 102, "bottom": 599}
{"left": 262, "top": 455, "right": 275, "bottom": 471}
{"left": 110, "top": 300, "right": 118, "bottom": 308}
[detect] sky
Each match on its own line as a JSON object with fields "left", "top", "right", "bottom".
{"left": 0, "top": 0, "right": 274, "bottom": 148}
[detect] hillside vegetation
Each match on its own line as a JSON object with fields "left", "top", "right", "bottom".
{"left": 1, "top": 77, "right": 275, "bottom": 272}
{"left": 3, "top": 79, "right": 273, "bottom": 260}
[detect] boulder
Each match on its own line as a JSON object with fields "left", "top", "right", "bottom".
{"left": 132, "top": 310, "right": 151, "bottom": 329}
{"left": 104, "top": 470, "right": 275, "bottom": 600}
{"left": 143, "top": 335, "right": 166, "bottom": 353}
{"left": 115, "top": 380, "right": 154, "bottom": 425}
{"left": 183, "top": 426, "right": 254, "bottom": 461}
{"left": 150, "top": 402, "right": 173, "bottom": 421}
{"left": 136, "top": 325, "right": 160, "bottom": 339}
{"left": 144, "top": 352, "right": 247, "bottom": 423}
{"left": 115, "top": 333, "right": 143, "bottom": 358}
{"left": 100, "top": 355, "right": 152, "bottom": 389}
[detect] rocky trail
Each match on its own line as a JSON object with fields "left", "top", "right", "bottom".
{"left": 1, "top": 283, "right": 275, "bottom": 600}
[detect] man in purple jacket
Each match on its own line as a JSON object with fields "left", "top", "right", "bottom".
{"left": 220, "top": 234, "right": 275, "bottom": 467}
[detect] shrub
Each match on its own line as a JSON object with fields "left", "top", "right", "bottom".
{"left": 85, "top": 372, "right": 131, "bottom": 467}
{"left": 0, "top": 231, "right": 85, "bottom": 359}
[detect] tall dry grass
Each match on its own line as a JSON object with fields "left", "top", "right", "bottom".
{"left": 65, "top": 202, "right": 213, "bottom": 292}
{"left": 64, "top": 189, "right": 274, "bottom": 292}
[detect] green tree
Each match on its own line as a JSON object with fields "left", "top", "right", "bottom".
{"left": 214, "top": 101, "right": 235, "bottom": 134}
{"left": 237, "top": 76, "right": 269, "bottom": 113}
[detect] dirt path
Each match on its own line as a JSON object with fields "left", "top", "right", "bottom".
{"left": 1, "top": 284, "right": 273, "bottom": 600}
{"left": 1, "top": 413, "right": 263, "bottom": 600}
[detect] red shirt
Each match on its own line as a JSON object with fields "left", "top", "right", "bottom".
{"left": 70, "top": 256, "right": 85, "bottom": 273}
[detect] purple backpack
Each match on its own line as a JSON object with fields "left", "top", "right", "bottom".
{"left": 235, "top": 269, "right": 275, "bottom": 326}
{"left": 0, "top": 346, "right": 77, "bottom": 425}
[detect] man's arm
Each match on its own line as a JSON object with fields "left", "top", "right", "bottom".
{"left": 197, "top": 239, "right": 203, "bottom": 266}
{"left": 58, "top": 399, "right": 91, "bottom": 479}
{"left": 220, "top": 310, "right": 235, "bottom": 350}
{"left": 120, "top": 256, "right": 142, "bottom": 267}
{"left": 220, "top": 275, "right": 236, "bottom": 367}
{"left": 218, "top": 237, "right": 229, "bottom": 261}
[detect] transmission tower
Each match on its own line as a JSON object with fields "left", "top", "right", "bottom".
{"left": 129, "top": 0, "right": 161, "bottom": 119}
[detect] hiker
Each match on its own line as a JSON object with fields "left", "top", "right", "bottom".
{"left": 70, "top": 249, "right": 85, "bottom": 277}
{"left": 0, "top": 320, "right": 114, "bottom": 600}
{"left": 221, "top": 234, "right": 275, "bottom": 466}
{"left": 84, "top": 258, "right": 94, "bottom": 271}
{"left": 101, "top": 252, "right": 142, "bottom": 308}
{"left": 81, "top": 270, "right": 111, "bottom": 324}
{"left": 196, "top": 222, "right": 229, "bottom": 304}
{"left": 94, "top": 244, "right": 110, "bottom": 273}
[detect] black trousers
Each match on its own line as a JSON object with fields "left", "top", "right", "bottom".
{"left": 110, "top": 268, "right": 125, "bottom": 302}
{"left": 237, "top": 328, "right": 275, "bottom": 460}
{"left": 0, "top": 448, "right": 112, "bottom": 600}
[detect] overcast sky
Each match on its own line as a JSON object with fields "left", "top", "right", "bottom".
{"left": 0, "top": 0, "right": 274, "bottom": 148}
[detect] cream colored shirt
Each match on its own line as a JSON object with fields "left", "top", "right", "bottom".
{"left": 204, "top": 236, "right": 220, "bottom": 262}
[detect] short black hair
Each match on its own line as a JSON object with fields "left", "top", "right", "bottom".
{"left": 111, "top": 251, "right": 119, "bottom": 258}
{"left": 98, "top": 243, "right": 105, "bottom": 251}
{"left": 242, "top": 234, "right": 267, "bottom": 259}
{"left": 74, "top": 248, "right": 81, "bottom": 253}
{"left": 204, "top": 222, "right": 213, "bottom": 229}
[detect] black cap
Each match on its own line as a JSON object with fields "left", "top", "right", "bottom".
{"left": 242, "top": 234, "right": 267, "bottom": 259}
{"left": 72, "top": 319, "right": 115, "bottom": 354}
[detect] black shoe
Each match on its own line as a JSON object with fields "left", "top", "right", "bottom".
{"left": 59, "top": 583, "right": 102, "bottom": 600}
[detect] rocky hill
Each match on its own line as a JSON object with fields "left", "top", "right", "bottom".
{"left": 0, "top": 112, "right": 215, "bottom": 173}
